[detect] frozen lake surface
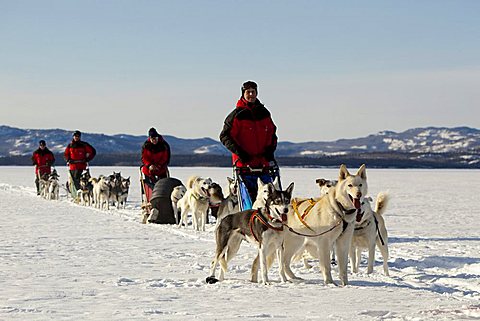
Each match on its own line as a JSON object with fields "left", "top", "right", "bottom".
{"left": 0, "top": 166, "right": 479, "bottom": 320}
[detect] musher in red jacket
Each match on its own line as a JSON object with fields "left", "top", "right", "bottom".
{"left": 141, "top": 127, "right": 171, "bottom": 188}
{"left": 64, "top": 130, "right": 96, "bottom": 190}
{"left": 220, "top": 81, "right": 278, "bottom": 202}
{"left": 32, "top": 140, "right": 55, "bottom": 195}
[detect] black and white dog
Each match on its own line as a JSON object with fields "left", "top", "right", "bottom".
{"left": 207, "top": 182, "right": 294, "bottom": 285}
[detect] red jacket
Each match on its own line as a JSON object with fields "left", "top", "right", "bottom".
{"left": 32, "top": 148, "right": 55, "bottom": 176}
{"left": 220, "top": 98, "right": 277, "bottom": 168}
{"left": 141, "top": 136, "right": 171, "bottom": 178}
{"left": 64, "top": 140, "right": 96, "bottom": 170}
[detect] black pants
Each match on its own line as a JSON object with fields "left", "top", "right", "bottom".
{"left": 69, "top": 170, "right": 83, "bottom": 190}
{"left": 35, "top": 177, "right": 40, "bottom": 195}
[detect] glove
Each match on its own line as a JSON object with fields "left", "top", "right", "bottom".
{"left": 149, "top": 165, "right": 158, "bottom": 172}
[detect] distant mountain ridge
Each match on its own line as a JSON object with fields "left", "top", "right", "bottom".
{"left": 1, "top": 125, "right": 479, "bottom": 167}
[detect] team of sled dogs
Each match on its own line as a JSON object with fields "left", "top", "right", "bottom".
{"left": 37, "top": 169, "right": 61, "bottom": 200}
{"left": 170, "top": 164, "right": 390, "bottom": 286}
{"left": 38, "top": 170, "right": 131, "bottom": 210}
{"left": 81, "top": 171, "right": 131, "bottom": 209}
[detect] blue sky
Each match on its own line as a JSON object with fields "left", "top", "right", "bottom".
{"left": 1, "top": 0, "right": 479, "bottom": 142}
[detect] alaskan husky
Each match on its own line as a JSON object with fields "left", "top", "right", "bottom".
{"left": 215, "top": 177, "right": 239, "bottom": 223}
{"left": 177, "top": 176, "right": 213, "bottom": 231}
{"left": 283, "top": 164, "right": 368, "bottom": 286}
{"left": 350, "top": 192, "right": 389, "bottom": 275}
{"left": 207, "top": 182, "right": 294, "bottom": 285}
{"left": 47, "top": 170, "right": 60, "bottom": 200}
{"left": 171, "top": 185, "right": 187, "bottom": 225}
{"left": 90, "top": 176, "right": 110, "bottom": 210}
{"left": 316, "top": 178, "right": 338, "bottom": 197}
{"left": 117, "top": 176, "right": 130, "bottom": 209}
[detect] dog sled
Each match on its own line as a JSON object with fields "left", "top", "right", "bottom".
{"left": 233, "top": 160, "right": 282, "bottom": 211}
{"left": 139, "top": 166, "right": 182, "bottom": 224}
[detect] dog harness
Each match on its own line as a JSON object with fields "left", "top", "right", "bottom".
{"left": 291, "top": 198, "right": 318, "bottom": 232}
{"left": 285, "top": 199, "right": 356, "bottom": 238}
{"left": 248, "top": 209, "right": 284, "bottom": 244}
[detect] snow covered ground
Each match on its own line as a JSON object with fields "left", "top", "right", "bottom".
{"left": 1, "top": 166, "right": 479, "bottom": 320}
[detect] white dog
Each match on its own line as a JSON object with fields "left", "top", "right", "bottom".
{"left": 316, "top": 178, "right": 338, "bottom": 197}
{"left": 90, "top": 176, "right": 110, "bottom": 210}
{"left": 171, "top": 185, "right": 187, "bottom": 225}
{"left": 252, "top": 176, "right": 280, "bottom": 209}
{"left": 283, "top": 164, "right": 368, "bottom": 286}
{"left": 350, "top": 192, "right": 390, "bottom": 275}
{"left": 177, "top": 176, "right": 213, "bottom": 231}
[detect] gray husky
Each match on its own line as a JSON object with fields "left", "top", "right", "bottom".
{"left": 206, "top": 182, "right": 294, "bottom": 285}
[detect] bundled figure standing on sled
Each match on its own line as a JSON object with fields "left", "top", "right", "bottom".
{"left": 32, "top": 140, "right": 55, "bottom": 195}
{"left": 140, "top": 127, "right": 183, "bottom": 224}
{"left": 141, "top": 127, "right": 171, "bottom": 187}
{"left": 64, "top": 130, "right": 96, "bottom": 194}
{"left": 220, "top": 81, "right": 279, "bottom": 209}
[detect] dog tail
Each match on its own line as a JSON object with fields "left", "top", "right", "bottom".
{"left": 375, "top": 192, "right": 389, "bottom": 216}
{"left": 186, "top": 176, "right": 199, "bottom": 189}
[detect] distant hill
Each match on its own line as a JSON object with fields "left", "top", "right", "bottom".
{"left": 1, "top": 125, "right": 479, "bottom": 168}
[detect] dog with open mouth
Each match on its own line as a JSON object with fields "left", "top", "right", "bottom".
{"left": 350, "top": 192, "right": 390, "bottom": 275}
{"left": 282, "top": 164, "right": 368, "bottom": 286}
{"left": 207, "top": 181, "right": 294, "bottom": 285}
{"left": 177, "top": 176, "right": 214, "bottom": 231}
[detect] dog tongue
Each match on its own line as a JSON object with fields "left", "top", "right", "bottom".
{"left": 354, "top": 198, "right": 361, "bottom": 209}
{"left": 281, "top": 214, "right": 288, "bottom": 222}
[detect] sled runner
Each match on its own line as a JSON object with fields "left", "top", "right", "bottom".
{"left": 233, "top": 160, "right": 282, "bottom": 211}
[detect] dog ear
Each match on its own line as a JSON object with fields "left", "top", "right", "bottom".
{"left": 316, "top": 178, "right": 327, "bottom": 186}
{"left": 227, "top": 177, "right": 234, "bottom": 184}
{"left": 257, "top": 177, "right": 264, "bottom": 188}
{"left": 356, "top": 164, "right": 367, "bottom": 179}
{"left": 339, "top": 164, "right": 350, "bottom": 181}
{"left": 272, "top": 177, "right": 280, "bottom": 190}
{"left": 285, "top": 182, "right": 294, "bottom": 196}
{"left": 267, "top": 182, "right": 275, "bottom": 195}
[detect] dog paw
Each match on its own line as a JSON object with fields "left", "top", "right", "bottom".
{"left": 205, "top": 276, "right": 219, "bottom": 284}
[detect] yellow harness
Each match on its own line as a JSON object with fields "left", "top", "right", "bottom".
{"left": 291, "top": 198, "right": 320, "bottom": 232}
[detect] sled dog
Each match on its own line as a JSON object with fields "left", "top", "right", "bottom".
{"left": 215, "top": 177, "right": 239, "bottom": 222}
{"left": 171, "top": 185, "right": 187, "bottom": 225}
{"left": 252, "top": 176, "right": 280, "bottom": 209}
{"left": 316, "top": 178, "right": 338, "bottom": 197}
{"left": 90, "top": 176, "right": 110, "bottom": 210}
{"left": 78, "top": 175, "right": 93, "bottom": 206}
{"left": 108, "top": 172, "right": 123, "bottom": 209}
{"left": 177, "top": 176, "right": 213, "bottom": 231}
{"left": 117, "top": 176, "right": 130, "bottom": 209}
{"left": 207, "top": 182, "right": 294, "bottom": 285}
{"left": 283, "top": 164, "right": 368, "bottom": 286}
{"left": 350, "top": 192, "right": 389, "bottom": 275}
{"left": 47, "top": 170, "right": 60, "bottom": 200}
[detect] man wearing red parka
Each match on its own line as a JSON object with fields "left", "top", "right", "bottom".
{"left": 220, "top": 81, "right": 278, "bottom": 202}
{"left": 64, "top": 130, "right": 96, "bottom": 190}
{"left": 141, "top": 127, "right": 171, "bottom": 187}
{"left": 220, "top": 81, "right": 277, "bottom": 169}
{"left": 32, "top": 139, "right": 55, "bottom": 195}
